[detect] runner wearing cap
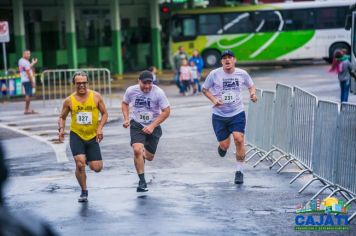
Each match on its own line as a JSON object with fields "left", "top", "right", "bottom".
{"left": 122, "top": 70, "right": 171, "bottom": 192}
{"left": 202, "top": 50, "right": 257, "bottom": 184}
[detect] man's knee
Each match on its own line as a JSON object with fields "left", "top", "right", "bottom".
{"left": 133, "top": 144, "right": 144, "bottom": 157}
{"left": 145, "top": 155, "right": 154, "bottom": 161}
{"left": 89, "top": 162, "right": 103, "bottom": 172}
{"left": 233, "top": 134, "right": 244, "bottom": 145}
{"left": 75, "top": 159, "right": 86, "bottom": 171}
{"left": 219, "top": 140, "right": 230, "bottom": 150}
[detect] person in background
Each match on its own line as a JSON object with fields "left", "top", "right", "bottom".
{"left": 148, "top": 66, "right": 159, "bottom": 85}
{"left": 173, "top": 46, "right": 188, "bottom": 95}
{"left": 179, "top": 59, "right": 192, "bottom": 96}
{"left": 189, "top": 60, "right": 201, "bottom": 94}
{"left": 18, "top": 50, "right": 38, "bottom": 114}
{"left": 189, "top": 49, "right": 204, "bottom": 78}
{"left": 329, "top": 50, "right": 352, "bottom": 102}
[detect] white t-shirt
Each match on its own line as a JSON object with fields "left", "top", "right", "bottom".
{"left": 203, "top": 67, "right": 254, "bottom": 117}
{"left": 18, "top": 58, "right": 33, "bottom": 83}
{"left": 123, "top": 84, "right": 170, "bottom": 125}
{"left": 190, "top": 66, "right": 198, "bottom": 79}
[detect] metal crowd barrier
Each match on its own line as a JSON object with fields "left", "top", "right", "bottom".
{"left": 41, "top": 68, "right": 112, "bottom": 110}
{"left": 306, "top": 101, "right": 340, "bottom": 200}
{"left": 245, "top": 82, "right": 356, "bottom": 222}
{"left": 334, "top": 103, "right": 356, "bottom": 223}
{"left": 246, "top": 90, "right": 277, "bottom": 164}
{"left": 251, "top": 84, "right": 293, "bottom": 168}
{"left": 283, "top": 87, "right": 317, "bottom": 180}
{"left": 245, "top": 89, "right": 262, "bottom": 156}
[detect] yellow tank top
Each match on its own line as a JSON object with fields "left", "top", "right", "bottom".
{"left": 70, "top": 90, "right": 99, "bottom": 141}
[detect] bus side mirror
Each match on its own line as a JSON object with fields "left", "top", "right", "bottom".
{"left": 345, "top": 15, "right": 351, "bottom": 30}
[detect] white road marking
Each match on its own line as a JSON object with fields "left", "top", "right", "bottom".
{"left": 0, "top": 123, "right": 69, "bottom": 163}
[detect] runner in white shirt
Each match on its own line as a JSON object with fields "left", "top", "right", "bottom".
{"left": 202, "top": 50, "right": 257, "bottom": 185}
{"left": 122, "top": 70, "right": 170, "bottom": 192}
{"left": 18, "top": 50, "right": 38, "bottom": 114}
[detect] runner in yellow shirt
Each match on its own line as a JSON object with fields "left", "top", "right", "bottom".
{"left": 58, "top": 71, "right": 108, "bottom": 202}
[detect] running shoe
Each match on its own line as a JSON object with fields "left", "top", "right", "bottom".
{"left": 234, "top": 171, "right": 244, "bottom": 184}
{"left": 218, "top": 146, "right": 227, "bottom": 157}
{"left": 137, "top": 180, "right": 148, "bottom": 192}
{"left": 78, "top": 190, "right": 88, "bottom": 202}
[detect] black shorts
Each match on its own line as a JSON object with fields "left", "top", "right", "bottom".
{"left": 130, "top": 120, "right": 162, "bottom": 154}
{"left": 69, "top": 131, "right": 102, "bottom": 162}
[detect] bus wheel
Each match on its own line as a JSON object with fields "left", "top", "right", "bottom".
{"left": 202, "top": 50, "right": 221, "bottom": 68}
{"left": 328, "top": 43, "right": 350, "bottom": 63}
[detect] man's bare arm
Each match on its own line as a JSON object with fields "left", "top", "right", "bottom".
{"left": 96, "top": 94, "right": 108, "bottom": 130}
{"left": 248, "top": 85, "right": 257, "bottom": 103}
{"left": 95, "top": 93, "right": 108, "bottom": 143}
{"left": 58, "top": 97, "right": 71, "bottom": 142}
{"left": 150, "top": 107, "right": 170, "bottom": 128}
{"left": 121, "top": 101, "right": 130, "bottom": 128}
{"left": 202, "top": 87, "right": 223, "bottom": 106}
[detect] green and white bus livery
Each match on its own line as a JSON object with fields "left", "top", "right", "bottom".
{"left": 170, "top": 0, "right": 352, "bottom": 67}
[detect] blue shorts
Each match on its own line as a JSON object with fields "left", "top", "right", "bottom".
{"left": 212, "top": 111, "right": 246, "bottom": 142}
{"left": 22, "top": 82, "right": 33, "bottom": 96}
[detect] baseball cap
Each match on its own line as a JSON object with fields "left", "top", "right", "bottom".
{"left": 221, "top": 50, "right": 235, "bottom": 59}
{"left": 139, "top": 70, "right": 154, "bottom": 82}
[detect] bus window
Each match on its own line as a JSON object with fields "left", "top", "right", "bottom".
{"left": 172, "top": 17, "right": 196, "bottom": 41}
{"left": 315, "top": 7, "right": 348, "bottom": 29}
{"left": 199, "top": 14, "right": 222, "bottom": 35}
{"left": 283, "top": 9, "right": 315, "bottom": 31}
{"left": 222, "top": 12, "right": 253, "bottom": 34}
{"left": 254, "top": 11, "right": 282, "bottom": 32}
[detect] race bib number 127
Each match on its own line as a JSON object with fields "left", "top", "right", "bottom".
{"left": 76, "top": 112, "right": 92, "bottom": 125}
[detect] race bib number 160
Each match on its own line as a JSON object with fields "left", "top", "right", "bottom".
{"left": 76, "top": 112, "right": 92, "bottom": 125}
{"left": 138, "top": 112, "right": 153, "bottom": 123}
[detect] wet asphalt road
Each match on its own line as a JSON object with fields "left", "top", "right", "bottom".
{"left": 0, "top": 64, "right": 355, "bottom": 235}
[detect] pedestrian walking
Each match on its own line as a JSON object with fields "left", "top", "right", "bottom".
{"left": 58, "top": 71, "right": 108, "bottom": 202}
{"left": 122, "top": 70, "right": 170, "bottom": 192}
{"left": 329, "top": 50, "right": 353, "bottom": 102}
{"left": 202, "top": 50, "right": 257, "bottom": 184}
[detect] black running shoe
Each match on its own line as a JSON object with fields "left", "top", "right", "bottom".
{"left": 78, "top": 190, "right": 88, "bottom": 202}
{"left": 234, "top": 171, "right": 244, "bottom": 184}
{"left": 137, "top": 180, "right": 148, "bottom": 192}
{"left": 218, "top": 146, "right": 227, "bottom": 157}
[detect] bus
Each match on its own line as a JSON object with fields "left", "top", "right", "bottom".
{"left": 170, "top": 0, "right": 353, "bottom": 67}
{"left": 346, "top": 3, "right": 356, "bottom": 94}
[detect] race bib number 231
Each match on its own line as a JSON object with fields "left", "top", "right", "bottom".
{"left": 222, "top": 91, "right": 237, "bottom": 104}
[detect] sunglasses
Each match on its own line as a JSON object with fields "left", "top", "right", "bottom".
{"left": 75, "top": 82, "right": 88, "bottom": 86}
